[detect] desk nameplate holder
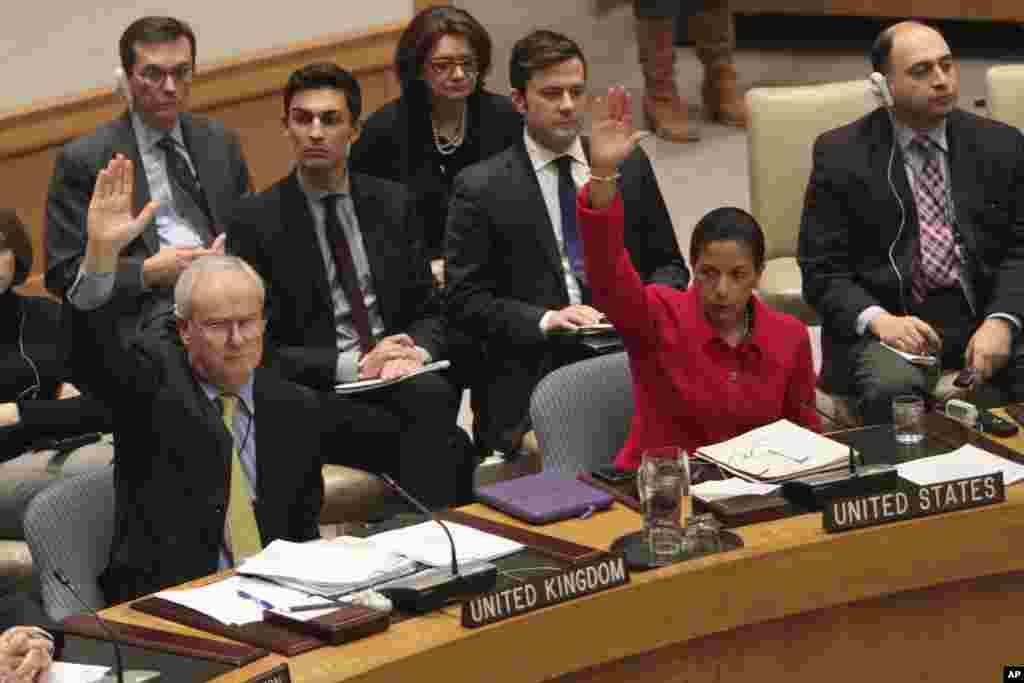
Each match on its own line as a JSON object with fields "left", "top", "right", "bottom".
{"left": 823, "top": 472, "right": 1006, "bottom": 533}
{"left": 60, "top": 614, "right": 268, "bottom": 666}
{"left": 462, "top": 552, "right": 630, "bottom": 628}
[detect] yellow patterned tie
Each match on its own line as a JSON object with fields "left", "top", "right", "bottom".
{"left": 221, "top": 395, "right": 262, "bottom": 563}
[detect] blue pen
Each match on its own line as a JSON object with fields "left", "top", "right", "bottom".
{"left": 237, "top": 590, "right": 275, "bottom": 611}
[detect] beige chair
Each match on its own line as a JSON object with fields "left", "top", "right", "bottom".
{"left": 746, "top": 79, "right": 876, "bottom": 324}
{"left": 986, "top": 65, "right": 1024, "bottom": 131}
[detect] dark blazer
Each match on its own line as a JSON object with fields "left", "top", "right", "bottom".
{"left": 799, "top": 107, "right": 1024, "bottom": 392}
{"left": 445, "top": 138, "right": 689, "bottom": 451}
{"left": 350, "top": 89, "right": 523, "bottom": 258}
{"left": 46, "top": 112, "right": 251, "bottom": 327}
{"left": 226, "top": 171, "right": 443, "bottom": 390}
{"left": 69, "top": 297, "right": 324, "bottom": 604}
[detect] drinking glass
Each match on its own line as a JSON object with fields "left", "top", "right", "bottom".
{"left": 637, "top": 447, "right": 690, "bottom": 566}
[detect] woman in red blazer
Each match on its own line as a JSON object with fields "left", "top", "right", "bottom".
{"left": 578, "top": 87, "right": 819, "bottom": 472}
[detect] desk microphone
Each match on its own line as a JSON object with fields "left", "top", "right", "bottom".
{"left": 53, "top": 570, "right": 160, "bottom": 683}
{"left": 376, "top": 474, "right": 497, "bottom": 613}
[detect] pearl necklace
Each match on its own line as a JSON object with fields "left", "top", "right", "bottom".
{"left": 432, "top": 103, "right": 466, "bottom": 157}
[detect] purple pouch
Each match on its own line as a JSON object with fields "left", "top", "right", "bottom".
{"left": 474, "top": 473, "right": 615, "bottom": 525}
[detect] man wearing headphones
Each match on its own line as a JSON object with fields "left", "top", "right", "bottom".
{"left": 798, "top": 21, "right": 1024, "bottom": 424}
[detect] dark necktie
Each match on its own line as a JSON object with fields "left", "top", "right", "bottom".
{"left": 156, "top": 136, "right": 217, "bottom": 233}
{"left": 322, "top": 195, "right": 372, "bottom": 353}
{"left": 555, "top": 156, "right": 585, "bottom": 283}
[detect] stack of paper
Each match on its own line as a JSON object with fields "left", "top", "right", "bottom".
{"left": 368, "top": 521, "right": 523, "bottom": 567}
{"left": 237, "top": 538, "right": 418, "bottom": 597}
{"left": 897, "top": 444, "right": 1024, "bottom": 485}
{"left": 696, "top": 419, "right": 851, "bottom": 483}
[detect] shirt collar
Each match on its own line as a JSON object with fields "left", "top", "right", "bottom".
{"left": 295, "top": 167, "right": 351, "bottom": 203}
{"left": 523, "top": 129, "right": 587, "bottom": 173}
{"left": 201, "top": 377, "right": 255, "bottom": 417}
{"left": 688, "top": 287, "right": 766, "bottom": 352}
{"left": 893, "top": 117, "right": 949, "bottom": 156}
{"left": 131, "top": 111, "right": 185, "bottom": 153}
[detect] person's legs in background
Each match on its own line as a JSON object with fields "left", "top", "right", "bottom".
{"left": 634, "top": 0, "right": 748, "bottom": 141}
{"left": 634, "top": 0, "right": 699, "bottom": 142}
{"left": 687, "top": 0, "right": 748, "bottom": 127}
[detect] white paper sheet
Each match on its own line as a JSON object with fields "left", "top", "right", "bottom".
{"left": 691, "top": 478, "right": 781, "bottom": 500}
{"left": 49, "top": 662, "right": 113, "bottom": 683}
{"left": 897, "top": 444, "right": 1024, "bottom": 486}
{"left": 368, "top": 521, "right": 523, "bottom": 567}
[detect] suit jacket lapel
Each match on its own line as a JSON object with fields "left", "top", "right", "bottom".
{"left": 349, "top": 175, "right": 398, "bottom": 328}
{"left": 280, "top": 172, "right": 334, "bottom": 315}
{"left": 114, "top": 113, "right": 160, "bottom": 255}
{"left": 872, "top": 112, "right": 918, "bottom": 275}
{"left": 511, "top": 141, "right": 564, "bottom": 280}
{"left": 945, "top": 111, "right": 979, "bottom": 254}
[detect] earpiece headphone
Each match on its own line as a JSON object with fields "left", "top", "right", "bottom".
{"left": 114, "top": 67, "right": 134, "bottom": 110}
{"left": 869, "top": 72, "right": 907, "bottom": 313}
{"left": 869, "top": 72, "right": 894, "bottom": 108}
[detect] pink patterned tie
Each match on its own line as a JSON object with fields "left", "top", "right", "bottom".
{"left": 910, "top": 134, "right": 958, "bottom": 303}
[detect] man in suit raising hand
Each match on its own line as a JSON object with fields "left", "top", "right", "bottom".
{"left": 70, "top": 156, "right": 324, "bottom": 603}
{"left": 47, "top": 16, "right": 251, "bottom": 341}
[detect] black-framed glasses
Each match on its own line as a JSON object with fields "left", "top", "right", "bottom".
{"left": 136, "top": 64, "right": 194, "bottom": 87}
{"left": 426, "top": 58, "right": 479, "bottom": 78}
{"left": 288, "top": 109, "right": 346, "bottom": 128}
{"left": 193, "top": 317, "right": 266, "bottom": 344}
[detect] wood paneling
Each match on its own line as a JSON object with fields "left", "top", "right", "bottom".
{"left": 2, "top": 23, "right": 405, "bottom": 294}
{"left": 732, "top": 0, "right": 1024, "bottom": 21}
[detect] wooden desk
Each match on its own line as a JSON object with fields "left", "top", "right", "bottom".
{"left": 97, "top": 445, "right": 1024, "bottom": 681}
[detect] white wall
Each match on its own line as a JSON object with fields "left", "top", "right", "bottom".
{"left": 0, "top": 1, "right": 412, "bottom": 112}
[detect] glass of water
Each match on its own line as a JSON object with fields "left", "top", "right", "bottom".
{"left": 637, "top": 447, "right": 690, "bottom": 566}
{"left": 892, "top": 394, "right": 925, "bottom": 444}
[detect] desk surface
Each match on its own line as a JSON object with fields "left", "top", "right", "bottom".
{"left": 98, "top": 419, "right": 1024, "bottom": 682}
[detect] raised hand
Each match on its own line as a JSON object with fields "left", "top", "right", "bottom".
{"left": 86, "top": 154, "right": 159, "bottom": 252}
{"left": 589, "top": 86, "right": 650, "bottom": 176}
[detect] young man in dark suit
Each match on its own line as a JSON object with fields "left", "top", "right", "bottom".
{"left": 445, "top": 30, "right": 689, "bottom": 458}
{"left": 47, "top": 16, "right": 251, "bottom": 340}
{"left": 799, "top": 21, "right": 1024, "bottom": 424}
{"left": 69, "top": 157, "right": 323, "bottom": 604}
{"left": 227, "top": 63, "right": 465, "bottom": 510}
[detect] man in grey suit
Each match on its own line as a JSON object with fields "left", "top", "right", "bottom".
{"left": 46, "top": 16, "right": 251, "bottom": 340}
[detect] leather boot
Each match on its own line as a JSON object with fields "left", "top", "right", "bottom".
{"left": 636, "top": 16, "right": 699, "bottom": 143}
{"left": 689, "top": 2, "right": 748, "bottom": 127}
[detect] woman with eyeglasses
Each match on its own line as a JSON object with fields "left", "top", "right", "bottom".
{"left": 577, "top": 88, "right": 819, "bottom": 473}
{"left": 349, "top": 5, "right": 522, "bottom": 288}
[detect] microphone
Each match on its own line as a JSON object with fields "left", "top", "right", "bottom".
{"left": 375, "top": 474, "right": 497, "bottom": 614}
{"left": 53, "top": 570, "right": 160, "bottom": 683}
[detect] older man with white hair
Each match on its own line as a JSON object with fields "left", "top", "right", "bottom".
{"left": 68, "top": 155, "right": 324, "bottom": 604}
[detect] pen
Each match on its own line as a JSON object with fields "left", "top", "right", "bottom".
{"left": 237, "top": 590, "right": 276, "bottom": 611}
{"left": 289, "top": 602, "right": 343, "bottom": 612}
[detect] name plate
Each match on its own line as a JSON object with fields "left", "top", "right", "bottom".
{"left": 823, "top": 472, "right": 1005, "bottom": 533}
{"left": 461, "top": 553, "right": 630, "bottom": 628}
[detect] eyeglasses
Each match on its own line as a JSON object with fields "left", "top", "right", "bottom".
{"left": 288, "top": 109, "right": 346, "bottom": 128}
{"left": 193, "top": 317, "right": 266, "bottom": 344}
{"left": 426, "top": 58, "right": 479, "bottom": 78}
{"left": 136, "top": 64, "right": 194, "bottom": 87}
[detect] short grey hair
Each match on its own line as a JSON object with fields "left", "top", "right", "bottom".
{"left": 173, "top": 254, "right": 265, "bottom": 320}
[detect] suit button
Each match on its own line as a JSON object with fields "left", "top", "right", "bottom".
{"left": 215, "top": 504, "right": 224, "bottom": 513}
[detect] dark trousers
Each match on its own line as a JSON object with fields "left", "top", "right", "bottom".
{"left": 852, "top": 288, "right": 1024, "bottom": 424}
{"left": 321, "top": 372, "right": 467, "bottom": 509}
